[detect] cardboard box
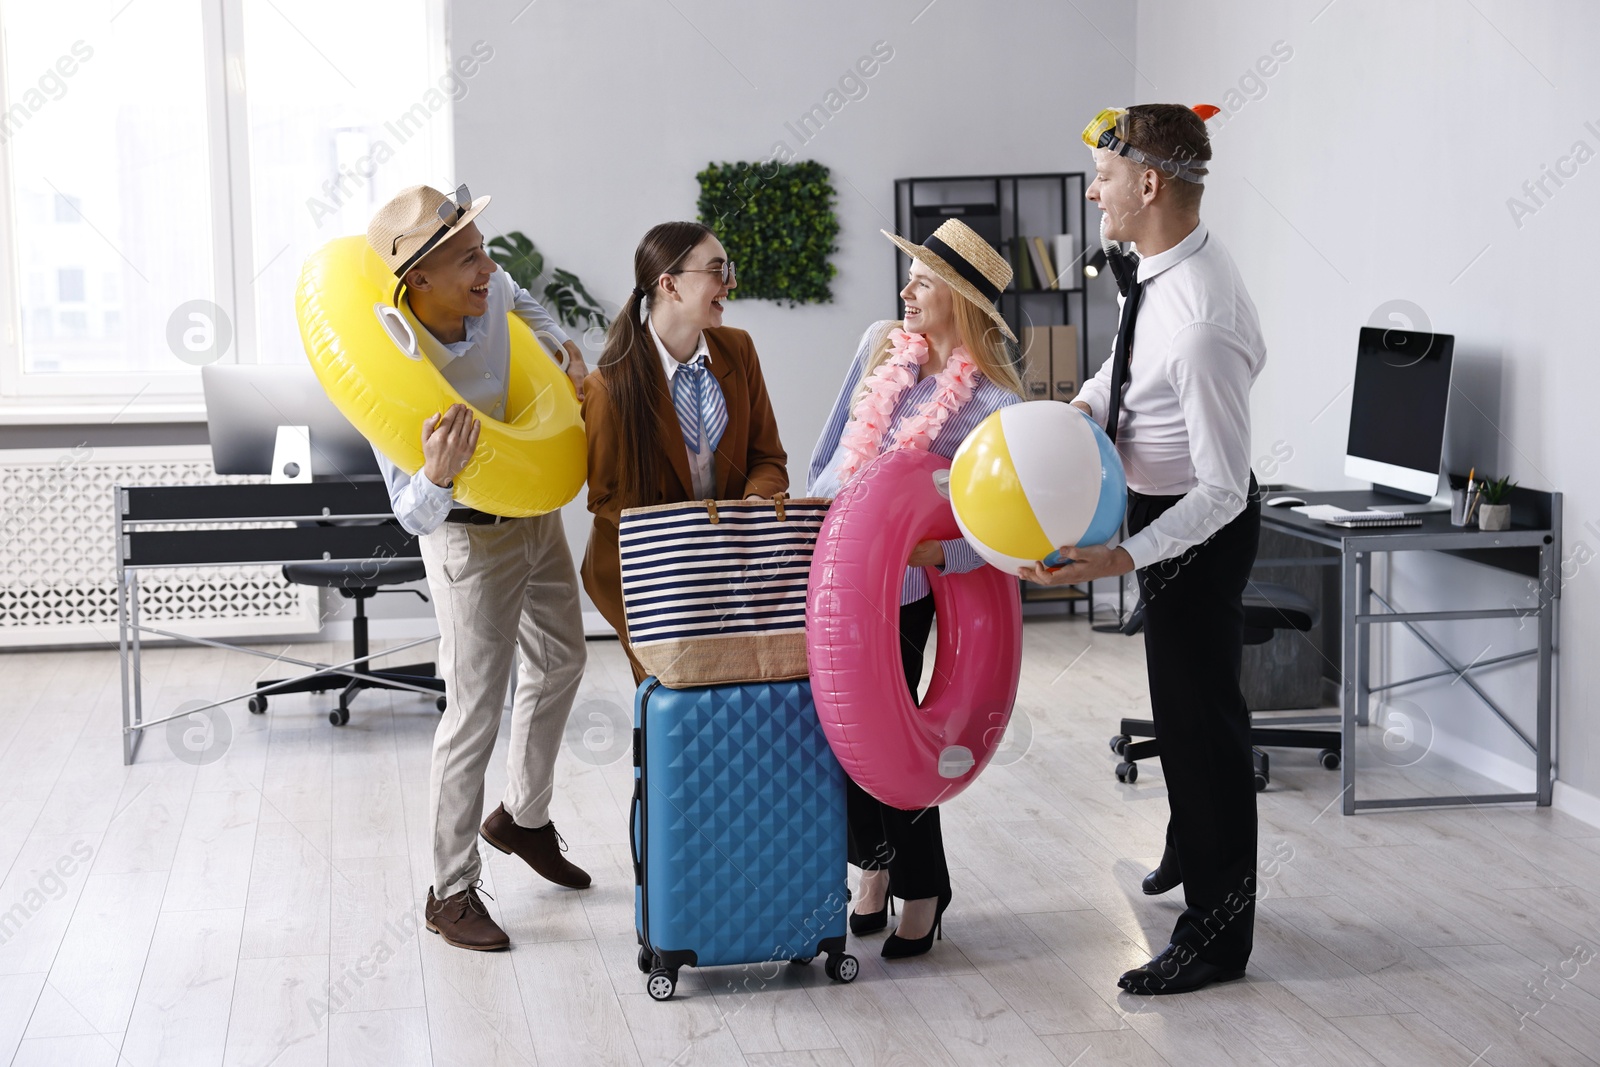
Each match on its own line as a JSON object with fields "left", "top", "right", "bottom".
{"left": 1018, "top": 326, "right": 1051, "bottom": 401}
{"left": 1049, "top": 324, "right": 1079, "bottom": 401}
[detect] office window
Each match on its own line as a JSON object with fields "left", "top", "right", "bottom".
{"left": 57, "top": 267, "right": 84, "bottom": 303}
{"left": 242, "top": 0, "right": 449, "bottom": 364}
{"left": 0, "top": 0, "right": 448, "bottom": 399}
{"left": 1, "top": 1, "right": 214, "bottom": 381}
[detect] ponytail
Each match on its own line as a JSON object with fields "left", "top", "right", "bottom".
{"left": 597, "top": 221, "right": 714, "bottom": 508}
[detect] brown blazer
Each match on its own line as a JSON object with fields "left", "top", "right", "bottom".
{"left": 580, "top": 326, "right": 789, "bottom": 643}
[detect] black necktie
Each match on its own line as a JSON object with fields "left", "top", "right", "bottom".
{"left": 1103, "top": 276, "right": 1143, "bottom": 446}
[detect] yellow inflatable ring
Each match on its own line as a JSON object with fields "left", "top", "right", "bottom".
{"left": 295, "top": 236, "right": 586, "bottom": 517}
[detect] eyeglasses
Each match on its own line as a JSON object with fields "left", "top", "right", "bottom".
{"left": 673, "top": 259, "right": 737, "bottom": 286}
{"left": 391, "top": 184, "right": 472, "bottom": 255}
{"left": 1081, "top": 107, "right": 1206, "bottom": 185}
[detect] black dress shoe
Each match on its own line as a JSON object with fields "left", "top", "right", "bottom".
{"left": 1141, "top": 865, "right": 1181, "bottom": 895}
{"left": 1118, "top": 943, "right": 1245, "bottom": 995}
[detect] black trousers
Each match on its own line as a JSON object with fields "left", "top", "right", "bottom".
{"left": 845, "top": 595, "right": 950, "bottom": 902}
{"left": 1129, "top": 479, "right": 1260, "bottom": 969}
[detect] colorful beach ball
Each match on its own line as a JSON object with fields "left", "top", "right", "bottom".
{"left": 948, "top": 402, "right": 1127, "bottom": 575}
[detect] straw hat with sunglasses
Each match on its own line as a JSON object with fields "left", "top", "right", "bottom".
{"left": 368, "top": 184, "right": 491, "bottom": 303}
{"left": 366, "top": 183, "right": 586, "bottom": 394}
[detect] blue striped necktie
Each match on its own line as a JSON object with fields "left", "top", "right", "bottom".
{"left": 670, "top": 353, "right": 727, "bottom": 455}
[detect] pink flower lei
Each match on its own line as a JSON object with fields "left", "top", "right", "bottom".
{"left": 836, "top": 327, "right": 978, "bottom": 483}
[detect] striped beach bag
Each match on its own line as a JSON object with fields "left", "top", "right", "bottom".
{"left": 618, "top": 494, "right": 831, "bottom": 688}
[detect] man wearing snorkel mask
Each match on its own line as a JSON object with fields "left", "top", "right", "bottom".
{"left": 1023, "top": 104, "right": 1267, "bottom": 995}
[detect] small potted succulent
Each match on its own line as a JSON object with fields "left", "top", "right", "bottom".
{"left": 1476, "top": 475, "right": 1515, "bottom": 531}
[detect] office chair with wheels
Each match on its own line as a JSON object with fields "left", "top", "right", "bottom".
{"left": 1108, "top": 581, "right": 1340, "bottom": 790}
{"left": 250, "top": 558, "right": 447, "bottom": 726}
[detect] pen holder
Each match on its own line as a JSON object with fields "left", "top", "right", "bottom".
{"left": 1450, "top": 488, "right": 1469, "bottom": 526}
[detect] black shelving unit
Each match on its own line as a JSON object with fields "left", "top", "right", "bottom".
{"left": 893, "top": 172, "right": 1089, "bottom": 387}
{"left": 892, "top": 172, "right": 1112, "bottom": 618}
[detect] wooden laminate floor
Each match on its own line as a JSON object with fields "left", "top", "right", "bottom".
{"left": 0, "top": 616, "right": 1595, "bottom": 1066}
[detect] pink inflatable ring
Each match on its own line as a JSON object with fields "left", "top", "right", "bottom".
{"left": 806, "top": 448, "right": 1023, "bottom": 810}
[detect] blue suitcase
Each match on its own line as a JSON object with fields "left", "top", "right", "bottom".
{"left": 631, "top": 677, "right": 858, "bottom": 1000}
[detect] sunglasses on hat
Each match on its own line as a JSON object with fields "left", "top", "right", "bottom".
{"left": 390, "top": 184, "right": 473, "bottom": 256}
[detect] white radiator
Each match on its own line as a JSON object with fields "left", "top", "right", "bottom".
{"left": 0, "top": 445, "right": 320, "bottom": 649}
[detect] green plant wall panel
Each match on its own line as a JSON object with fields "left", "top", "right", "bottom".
{"left": 696, "top": 160, "right": 840, "bottom": 306}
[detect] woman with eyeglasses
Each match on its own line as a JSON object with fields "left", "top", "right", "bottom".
{"left": 581, "top": 221, "right": 789, "bottom": 684}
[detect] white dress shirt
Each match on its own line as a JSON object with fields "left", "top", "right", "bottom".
{"left": 1075, "top": 221, "right": 1266, "bottom": 570}
{"left": 376, "top": 270, "right": 570, "bottom": 536}
{"left": 648, "top": 316, "right": 717, "bottom": 500}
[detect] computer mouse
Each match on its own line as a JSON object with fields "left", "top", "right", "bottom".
{"left": 1266, "top": 495, "right": 1306, "bottom": 507}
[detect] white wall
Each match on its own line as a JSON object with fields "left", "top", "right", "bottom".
{"left": 446, "top": 0, "right": 1135, "bottom": 625}
{"left": 1134, "top": 0, "right": 1599, "bottom": 799}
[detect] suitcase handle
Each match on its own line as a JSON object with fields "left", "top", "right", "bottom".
{"left": 629, "top": 778, "right": 642, "bottom": 885}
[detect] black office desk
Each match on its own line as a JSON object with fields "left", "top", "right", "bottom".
{"left": 115, "top": 481, "right": 424, "bottom": 765}
{"left": 1258, "top": 487, "right": 1561, "bottom": 814}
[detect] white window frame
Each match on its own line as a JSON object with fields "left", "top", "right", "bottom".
{"left": 0, "top": 0, "right": 450, "bottom": 424}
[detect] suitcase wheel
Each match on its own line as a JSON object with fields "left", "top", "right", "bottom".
{"left": 637, "top": 947, "right": 654, "bottom": 974}
{"left": 788, "top": 956, "right": 813, "bottom": 966}
{"left": 647, "top": 968, "right": 677, "bottom": 1001}
{"left": 825, "top": 953, "right": 859, "bottom": 983}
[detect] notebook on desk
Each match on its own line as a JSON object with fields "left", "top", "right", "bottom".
{"left": 1291, "top": 504, "right": 1424, "bottom": 528}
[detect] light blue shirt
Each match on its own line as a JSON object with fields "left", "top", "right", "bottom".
{"left": 375, "top": 270, "right": 570, "bottom": 536}
{"left": 808, "top": 320, "right": 1021, "bottom": 606}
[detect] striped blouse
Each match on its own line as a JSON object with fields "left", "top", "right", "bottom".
{"left": 807, "top": 320, "right": 1022, "bottom": 606}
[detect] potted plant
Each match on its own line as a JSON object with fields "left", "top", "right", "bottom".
{"left": 485, "top": 232, "right": 609, "bottom": 332}
{"left": 1476, "top": 475, "right": 1515, "bottom": 531}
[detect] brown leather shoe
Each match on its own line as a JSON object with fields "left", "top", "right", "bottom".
{"left": 425, "top": 883, "right": 509, "bottom": 951}
{"left": 480, "top": 804, "right": 592, "bottom": 889}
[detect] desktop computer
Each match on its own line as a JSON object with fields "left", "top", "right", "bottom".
{"left": 1343, "top": 325, "right": 1454, "bottom": 513}
{"left": 202, "top": 364, "right": 381, "bottom": 481}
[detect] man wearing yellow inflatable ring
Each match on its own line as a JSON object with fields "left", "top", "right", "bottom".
{"left": 368, "top": 185, "right": 591, "bottom": 952}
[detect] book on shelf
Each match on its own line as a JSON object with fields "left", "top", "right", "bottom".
{"left": 1028, "top": 236, "right": 1053, "bottom": 290}
{"left": 1053, "top": 233, "right": 1078, "bottom": 288}
{"left": 1009, "top": 237, "right": 1034, "bottom": 290}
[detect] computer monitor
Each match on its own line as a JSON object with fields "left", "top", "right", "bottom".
{"left": 202, "top": 363, "right": 380, "bottom": 480}
{"left": 1344, "top": 325, "right": 1454, "bottom": 500}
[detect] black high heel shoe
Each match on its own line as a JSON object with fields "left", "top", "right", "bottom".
{"left": 849, "top": 895, "right": 895, "bottom": 936}
{"left": 881, "top": 889, "right": 951, "bottom": 959}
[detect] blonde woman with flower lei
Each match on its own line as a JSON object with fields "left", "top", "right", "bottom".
{"left": 807, "top": 219, "right": 1023, "bottom": 959}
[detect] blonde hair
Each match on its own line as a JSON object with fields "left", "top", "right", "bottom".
{"left": 855, "top": 294, "right": 1024, "bottom": 404}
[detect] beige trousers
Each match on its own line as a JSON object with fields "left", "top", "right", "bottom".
{"left": 419, "top": 512, "right": 586, "bottom": 898}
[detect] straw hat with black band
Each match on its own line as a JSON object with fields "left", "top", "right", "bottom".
{"left": 882, "top": 219, "right": 1016, "bottom": 343}
{"left": 367, "top": 183, "right": 491, "bottom": 305}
